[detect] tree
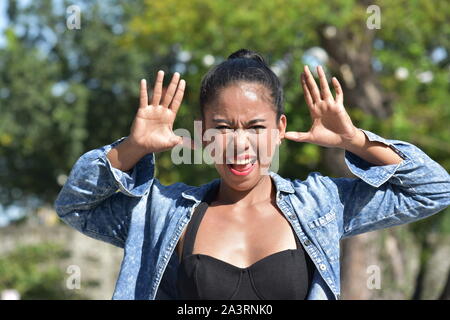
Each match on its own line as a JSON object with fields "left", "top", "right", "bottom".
{"left": 0, "top": 0, "right": 150, "bottom": 206}
{"left": 1, "top": 0, "right": 449, "bottom": 299}
{"left": 127, "top": 0, "right": 450, "bottom": 299}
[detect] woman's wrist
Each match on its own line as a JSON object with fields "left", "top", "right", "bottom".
{"left": 340, "top": 128, "right": 366, "bottom": 152}
{"left": 107, "top": 137, "right": 149, "bottom": 172}
{"left": 340, "top": 129, "right": 404, "bottom": 165}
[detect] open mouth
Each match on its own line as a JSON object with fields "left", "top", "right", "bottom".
{"left": 226, "top": 158, "right": 257, "bottom": 176}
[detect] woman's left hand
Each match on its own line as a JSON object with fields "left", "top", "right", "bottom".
{"left": 284, "top": 65, "right": 359, "bottom": 149}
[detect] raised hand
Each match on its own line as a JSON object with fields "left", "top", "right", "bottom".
{"left": 128, "top": 71, "right": 186, "bottom": 153}
{"left": 284, "top": 65, "right": 358, "bottom": 149}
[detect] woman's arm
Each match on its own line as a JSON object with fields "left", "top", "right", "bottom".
{"left": 327, "top": 129, "right": 450, "bottom": 239}
{"left": 341, "top": 128, "right": 404, "bottom": 166}
{"left": 54, "top": 138, "right": 155, "bottom": 248}
{"left": 286, "top": 65, "right": 450, "bottom": 238}
{"left": 107, "top": 137, "right": 148, "bottom": 172}
{"left": 54, "top": 71, "right": 187, "bottom": 247}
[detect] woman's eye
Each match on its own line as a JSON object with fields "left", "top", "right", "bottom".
{"left": 216, "top": 126, "right": 233, "bottom": 132}
{"left": 249, "top": 126, "right": 266, "bottom": 133}
{"left": 215, "top": 126, "right": 265, "bottom": 133}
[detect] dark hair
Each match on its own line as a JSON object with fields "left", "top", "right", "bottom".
{"left": 199, "top": 49, "right": 284, "bottom": 122}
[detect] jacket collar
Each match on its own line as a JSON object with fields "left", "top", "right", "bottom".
{"left": 181, "top": 171, "right": 295, "bottom": 203}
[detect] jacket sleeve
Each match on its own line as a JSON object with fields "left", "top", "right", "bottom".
{"left": 322, "top": 129, "right": 450, "bottom": 240}
{"left": 54, "top": 137, "right": 155, "bottom": 248}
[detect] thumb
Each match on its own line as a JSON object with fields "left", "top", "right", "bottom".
{"left": 284, "top": 131, "right": 312, "bottom": 143}
{"left": 170, "top": 135, "right": 184, "bottom": 146}
{"left": 173, "top": 135, "right": 200, "bottom": 150}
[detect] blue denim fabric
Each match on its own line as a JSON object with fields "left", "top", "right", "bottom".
{"left": 54, "top": 129, "right": 450, "bottom": 300}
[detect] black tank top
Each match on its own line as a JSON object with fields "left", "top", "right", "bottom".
{"left": 177, "top": 193, "right": 315, "bottom": 300}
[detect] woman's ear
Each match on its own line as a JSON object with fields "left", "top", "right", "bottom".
{"left": 278, "top": 114, "right": 287, "bottom": 144}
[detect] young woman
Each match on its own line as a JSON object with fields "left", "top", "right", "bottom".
{"left": 54, "top": 49, "right": 450, "bottom": 300}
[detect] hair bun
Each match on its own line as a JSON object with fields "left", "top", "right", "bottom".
{"left": 227, "top": 49, "right": 266, "bottom": 65}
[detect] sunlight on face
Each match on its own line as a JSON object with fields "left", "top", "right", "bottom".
{"left": 202, "top": 82, "right": 286, "bottom": 191}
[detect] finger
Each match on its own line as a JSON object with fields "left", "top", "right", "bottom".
{"left": 332, "top": 77, "right": 344, "bottom": 104}
{"left": 169, "top": 79, "right": 186, "bottom": 114}
{"left": 173, "top": 135, "right": 199, "bottom": 150}
{"left": 161, "top": 72, "right": 180, "bottom": 108}
{"left": 304, "top": 65, "right": 321, "bottom": 102}
{"left": 151, "top": 70, "right": 164, "bottom": 106}
{"left": 301, "top": 73, "right": 314, "bottom": 108}
{"left": 140, "top": 79, "right": 148, "bottom": 108}
{"left": 284, "top": 131, "right": 312, "bottom": 143}
{"left": 317, "top": 66, "right": 332, "bottom": 100}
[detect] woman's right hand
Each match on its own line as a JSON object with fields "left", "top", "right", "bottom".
{"left": 128, "top": 70, "right": 186, "bottom": 154}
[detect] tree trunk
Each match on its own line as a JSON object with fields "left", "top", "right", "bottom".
{"left": 317, "top": 6, "right": 393, "bottom": 298}
{"left": 438, "top": 269, "right": 450, "bottom": 300}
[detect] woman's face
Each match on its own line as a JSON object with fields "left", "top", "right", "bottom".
{"left": 202, "top": 81, "right": 287, "bottom": 191}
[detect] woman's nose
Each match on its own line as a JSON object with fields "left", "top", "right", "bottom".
{"left": 229, "top": 128, "right": 249, "bottom": 152}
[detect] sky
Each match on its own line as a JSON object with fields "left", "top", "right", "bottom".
{"left": 0, "top": 0, "right": 7, "bottom": 47}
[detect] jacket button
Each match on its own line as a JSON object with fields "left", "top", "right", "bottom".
{"left": 304, "top": 239, "right": 312, "bottom": 246}
{"left": 319, "top": 263, "right": 327, "bottom": 271}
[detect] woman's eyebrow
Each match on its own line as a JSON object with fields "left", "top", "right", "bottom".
{"left": 212, "top": 118, "right": 266, "bottom": 125}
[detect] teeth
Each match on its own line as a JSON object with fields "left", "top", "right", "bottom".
{"left": 234, "top": 158, "right": 255, "bottom": 165}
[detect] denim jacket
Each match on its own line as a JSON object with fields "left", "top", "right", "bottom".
{"left": 54, "top": 129, "right": 450, "bottom": 300}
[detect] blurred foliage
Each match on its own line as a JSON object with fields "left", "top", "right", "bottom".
{"left": 0, "top": 0, "right": 151, "bottom": 205}
{"left": 0, "top": 0, "right": 449, "bottom": 299}
{"left": 1, "top": 0, "right": 448, "bottom": 202}
{"left": 128, "top": 0, "right": 450, "bottom": 170}
{"left": 128, "top": 0, "right": 450, "bottom": 237}
{"left": 0, "top": 242, "right": 85, "bottom": 299}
